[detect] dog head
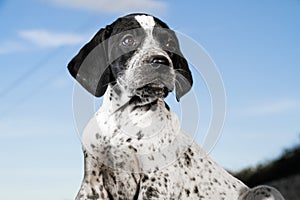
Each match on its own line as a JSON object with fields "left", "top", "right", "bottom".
{"left": 68, "top": 13, "right": 193, "bottom": 102}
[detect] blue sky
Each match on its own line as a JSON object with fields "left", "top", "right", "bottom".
{"left": 1, "top": 0, "right": 300, "bottom": 199}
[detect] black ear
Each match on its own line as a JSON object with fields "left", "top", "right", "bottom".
{"left": 67, "top": 27, "right": 114, "bottom": 97}
{"left": 174, "top": 55, "right": 193, "bottom": 101}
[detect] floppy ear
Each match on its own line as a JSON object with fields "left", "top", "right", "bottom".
{"left": 174, "top": 55, "right": 193, "bottom": 101}
{"left": 67, "top": 27, "right": 114, "bottom": 97}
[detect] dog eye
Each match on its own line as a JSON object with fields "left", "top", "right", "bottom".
{"left": 121, "top": 35, "right": 135, "bottom": 47}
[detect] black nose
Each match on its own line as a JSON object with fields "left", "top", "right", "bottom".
{"left": 149, "top": 55, "right": 170, "bottom": 66}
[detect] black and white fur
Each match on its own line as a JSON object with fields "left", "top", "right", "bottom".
{"left": 68, "top": 13, "right": 285, "bottom": 200}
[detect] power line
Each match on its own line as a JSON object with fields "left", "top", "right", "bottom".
{"left": 0, "top": 15, "right": 97, "bottom": 100}
{"left": 0, "top": 15, "right": 100, "bottom": 118}
{"left": 0, "top": 48, "right": 65, "bottom": 98}
{"left": 0, "top": 67, "right": 65, "bottom": 119}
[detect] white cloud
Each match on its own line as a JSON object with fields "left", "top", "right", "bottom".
{"left": 46, "top": 0, "right": 167, "bottom": 14}
{"left": 0, "top": 30, "right": 87, "bottom": 54}
{"left": 0, "top": 41, "right": 24, "bottom": 54}
{"left": 19, "top": 29, "right": 87, "bottom": 48}
{"left": 239, "top": 99, "right": 300, "bottom": 116}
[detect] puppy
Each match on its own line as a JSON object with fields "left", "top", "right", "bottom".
{"left": 68, "top": 13, "right": 285, "bottom": 200}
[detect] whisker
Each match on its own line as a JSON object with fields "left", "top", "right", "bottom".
{"left": 109, "top": 100, "right": 130, "bottom": 116}
{"left": 102, "top": 80, "right": 117, "bottom": 87}
{"left": 174, "top": 68, "right": 187, "bottom": 73}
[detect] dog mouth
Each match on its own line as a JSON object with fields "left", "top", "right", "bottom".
{"left": 135, "top": 83, "right": 169, "bottom": 98}
{"left": 128, "top": 82, "right": 170, "bottom": 108}
{"left": 135, "top": 82, "right": 170, "bottom": 99}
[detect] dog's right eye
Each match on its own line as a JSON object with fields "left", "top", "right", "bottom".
{"left": 121, "top": 35, "right": 135, "bottom": 47}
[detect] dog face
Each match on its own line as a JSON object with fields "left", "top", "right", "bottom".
{"left": 68, "top": 13, "right": 193, "bottom": 101}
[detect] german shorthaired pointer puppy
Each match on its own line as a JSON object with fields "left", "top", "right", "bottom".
{"left": 68, "top": 13, "right": 285, "bottom": 200}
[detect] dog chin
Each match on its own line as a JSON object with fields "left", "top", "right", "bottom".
{"left": 129, "top": 84, "right": 170, "bottom": 107}
{"left": 139, "top": 83, "right": 169, "bottom": 96}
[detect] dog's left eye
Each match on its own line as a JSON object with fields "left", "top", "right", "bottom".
{"left": 121, "top": 34, "right": 135, "bottom": 47}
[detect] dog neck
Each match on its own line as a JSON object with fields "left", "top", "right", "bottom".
{"left": 90, "top": 84, "right": 184, "bottom": 172}
{"left": 100, "top": 84, "right": 170, "bottom": 117}
{"left": 94, "top": 84, "right": 181, "bottom": 148}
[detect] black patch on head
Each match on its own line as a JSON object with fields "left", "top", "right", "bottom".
{"left": 110, "top": 15, "right": 142, "bottom": 35}
{"left": 107, "top": 17, "right": 146, "bottom": 78}
{"left": 67, "top": 26, "right": 114, "bottom": 97}
{"left": 153, "top": 16, "right": 170, "bottom": 29}
{"left": 153, "top": 22, "right": 193, "bottom": 101}
{"left": 67, "top": 14, "right": 144, "bottom": 97}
